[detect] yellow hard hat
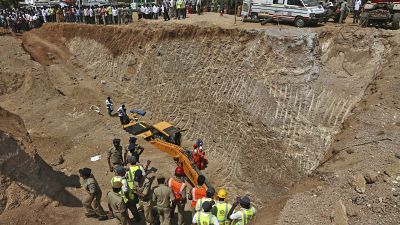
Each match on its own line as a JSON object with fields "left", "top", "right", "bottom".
{"left": 218, "top": 189, "right": 227, "bottom": 199}
{"left": 112, "top": 181, "right": 122, "bottom": 188}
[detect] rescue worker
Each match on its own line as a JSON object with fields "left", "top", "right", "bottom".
{"left": 188, "top": 175, "right": 206, "bottom": 216}
{"left": 78, "top": 167, "right": 108, "bottom": 220}
{"left": 106, "top": 97, "right": 113, "bottom": 116}
{"left": 133, "top": 170, "right": 153, "bottom": 225}
{"left": 108, "top": 181, "right": 132, "bottom": 225}
{"left": 211, "top": 189, "right": 232, "bottom": 225}
{"left": 168, "top": 166, "right": 187, "bottom": 225}
{"left": 227, "top": 196, "right": 256, "bottom": 225}
{"left": 111, "top": 165, "right": 129, "bottom": 204}
{"left": 108, "top": 138, "right": 124, "bottom": 172}
{"left": 192, "top": 201, "right": 219, "bottom": 225}
{"left": 124, "top": 136, "right": 144, "bottom": 164}
{"left": 117, "top": 104, "right": 128, "bottom": 125}
{"left": 195, "top": 187, "right": 215, "bottom": 212}
{"left": 153, "top": 174, "right": 175, "bottom": 225}
{"left": 126, "top": 156, "right": 150, "bottom": 222}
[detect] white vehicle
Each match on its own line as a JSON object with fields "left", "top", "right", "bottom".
{"left": 242, "top": 0, "right": 325, "bottom": 27}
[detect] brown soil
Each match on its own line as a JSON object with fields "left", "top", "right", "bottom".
{"left": 0, "top": 14, "right": 399, "bottom": 225}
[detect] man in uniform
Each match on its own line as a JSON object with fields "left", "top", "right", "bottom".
{"left": 168, "top": 166, "right": 187, "bottom": 225}
{"left": 111, "top": 165, "right": 129, "bottom": 204}
{"left": 211, "top": 189, "right": 232, "bottom": 225}
{"left": 227, "top": 196, "right": 256, "bottom": 225}
{"left": 133, "top": 170, "right": 154, "bottom": 225}
{"left": 124, "top": 136, "right": 144, "bottom": 164}
{"left": 188, "top": 175, "right": 206, "bottom": 216}
{"left": 153, "top": 174, "right": 175, "bottom": 225}
{"left": 192, "top": 201, "right": 219, "bottom": 225}
{"left": 195, "top": 187, "right": 215, "bottom": 212}
{"left": 108, "top": 138, "right": 124, "bottom": 172}
{"left": 79, "top": 167, "right": 108, "bottom": 220}
{"left": 108, "top": 181, "right": 132, "bottom": 225}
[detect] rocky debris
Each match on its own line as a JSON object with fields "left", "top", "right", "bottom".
{"left": 383, "top": 162, "right": 400, "bottom": 178}
{"left": 364, "top": 171, "right": 378, "bottom": 184}
{"left": 350, "top": 174, "right": 367, "bottom": 194}
{"left": 330, "top": 200, "right": 348, "bottom": 225}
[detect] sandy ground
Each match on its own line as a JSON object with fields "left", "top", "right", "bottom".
{"left": 0, "top": 13, "right": 400, "bottom": 225}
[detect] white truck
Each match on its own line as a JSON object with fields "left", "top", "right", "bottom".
{"left": 242, "top": 0, "right": 325, "bottom": 27}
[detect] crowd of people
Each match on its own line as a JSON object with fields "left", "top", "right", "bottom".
{"left": 79, "top": 136, "right": 256, "bottom": 225}
{"left": 0, "top": 0, "right": 208, "bottom": 32}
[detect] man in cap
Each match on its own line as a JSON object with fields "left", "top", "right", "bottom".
{"left": 195, "top": 187, "right": 215, "bottom": 212}
{"left": 111, "top": 165, "right": 129, "bottom": 204}
{"left": 227, "top": 196, "right": 256, "bottom": 225}
{"left": 168, "top": 166, "right": 187, "bottom": 225}
{"left": 108, "top": 181, "right": 132, "bottom": 225}
{"left": 153, "top": 174, "right": 175, "bottom": 225}
{"left": 124, "top": 136, "right": 144, "bottom": 164}
{"left": 79, "top": 168, "right": 108, "bottom": 220}
{"left": 192, "top": 201, "right": 219, "bottom": 225}
{"left": 108, "top": 138, "right": 124, "bottom": 172}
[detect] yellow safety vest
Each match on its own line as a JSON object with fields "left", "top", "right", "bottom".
{"left": 215, "top": 202, "right": 232, "bottom": 224}
{"left": 196, "top": 212, "right": 216, "bottom": 225}
{"left": 196, "top": 197, "right": 213, "bottom": 212}
{"left": 126, "top": 165, "right": 144, "bottom": 199}
{"left": 110, "top": 176, "right": 128, "bottom": 203}
{"left": 241, "top": 207, "right": 256, "bottom": 225}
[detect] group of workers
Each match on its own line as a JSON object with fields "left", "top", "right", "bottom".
{"left": 79, "top": 137, "right": 256, "bottom": 225}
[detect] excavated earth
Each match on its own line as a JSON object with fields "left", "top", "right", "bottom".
{"left": 0, "top": 19, "right": 400, "bottom": 225}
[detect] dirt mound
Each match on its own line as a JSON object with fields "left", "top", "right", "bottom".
{"left": 0, "top": 106, "right": 81, "bottom": 221}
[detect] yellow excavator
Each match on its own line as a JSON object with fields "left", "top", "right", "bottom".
{"left": 122, "top": 111, "right": 212, "bottom": 190}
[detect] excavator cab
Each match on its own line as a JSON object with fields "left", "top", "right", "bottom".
{"left": 151, "top": 122, "right": 182, "bottom": 146}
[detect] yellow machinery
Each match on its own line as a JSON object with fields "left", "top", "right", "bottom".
{"left": 122, "top": 112, "right": 212, "bottom": 189}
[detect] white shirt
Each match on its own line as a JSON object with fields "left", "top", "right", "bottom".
{"left": 354, "top": 0, "right": 362, "bottom": 10}
{"left": 229, "top": 207, "right": 256, "bottom": 225}
{"left": 153, "top": 6, "right": 158, "bottom": 13}
{"left": 106, "top": 99, "right": 113, "bottom": 108}
{"left": 192, "top": 212, "right": 219, "bottom": 225}
{"left": 89, "top": 8, "right": 93, "bottom": 16}
{"left": 117, "top": 107, "right": 126, "bottom": 117}
{"left": 112, "top": 8, "right": 118, "bottom": 16}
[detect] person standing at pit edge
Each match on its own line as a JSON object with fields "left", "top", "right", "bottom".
{"left": 79, "top": 167, "right": 108, "bottom": 220}
{"left": 227, "top": 196, "right": 256, "bottom": 225}
{"left": 106, "top": 97, "right": 113, "bottom": 116}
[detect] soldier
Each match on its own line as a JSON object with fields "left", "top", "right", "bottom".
{"left": 108, "top": 181, "right": 132, "bottom": 225}
{"left": 79, "top": 167, "right": 108, "bottom": 220}
{"left": 108, "top": 138, "right": 124, "bottom": 172}
{"left": 153, "top": 174, "right": 175, "bottom": 225}
{"left": 124, "top": 136, "right": 144, "bottom": 164}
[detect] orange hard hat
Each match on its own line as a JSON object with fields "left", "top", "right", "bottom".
{"left": 193, "top": 144, "right": 197, "bottom": 148}
{"left": 175, "top": 166, "right": 185, "bottom": 176}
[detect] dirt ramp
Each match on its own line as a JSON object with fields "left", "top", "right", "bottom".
{"left": 0, "top": 106, "right": 81, "bottom": 218}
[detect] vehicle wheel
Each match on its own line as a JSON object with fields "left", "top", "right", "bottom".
{"left": 294, "top": 17, "right": 305, "bottom": 28}
{"left": 251, "top": 13, "right": 259, "bottom": 22}
{"left": 392, "top": 13, "right": 400, "bottom": 30}
{"left": 360, "top": 12, "right": 369, "bottom": 27}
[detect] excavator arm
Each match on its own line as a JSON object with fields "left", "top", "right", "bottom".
{"left": 149, "top": 139, "right": 213, "bottom": 190}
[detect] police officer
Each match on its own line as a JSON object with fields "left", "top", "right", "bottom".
{"left": 152, "top": 174, "right": 175, "bottom": 225}
{"left": 78, "top": 167, "right": 108, "bottom": 220}
{"left": 227, "top": 196, "right": 256, "bottom": 225}
{"left": 192, "top": 201, "right": 219, "bottom": 225}
{"left": 133, "top": 170, "right": 153, "bottom": 225}
{"left": 108, "top": 181, "right": 132, "bottom": 225}
{"left": 212, "top": 189, "right": 232, "bottom": 225}
{"left": 124, "top": 136, "right": 144, "bottom": 164}
{"left": 108, "top": 138, "right": 124, "bottom": 172}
